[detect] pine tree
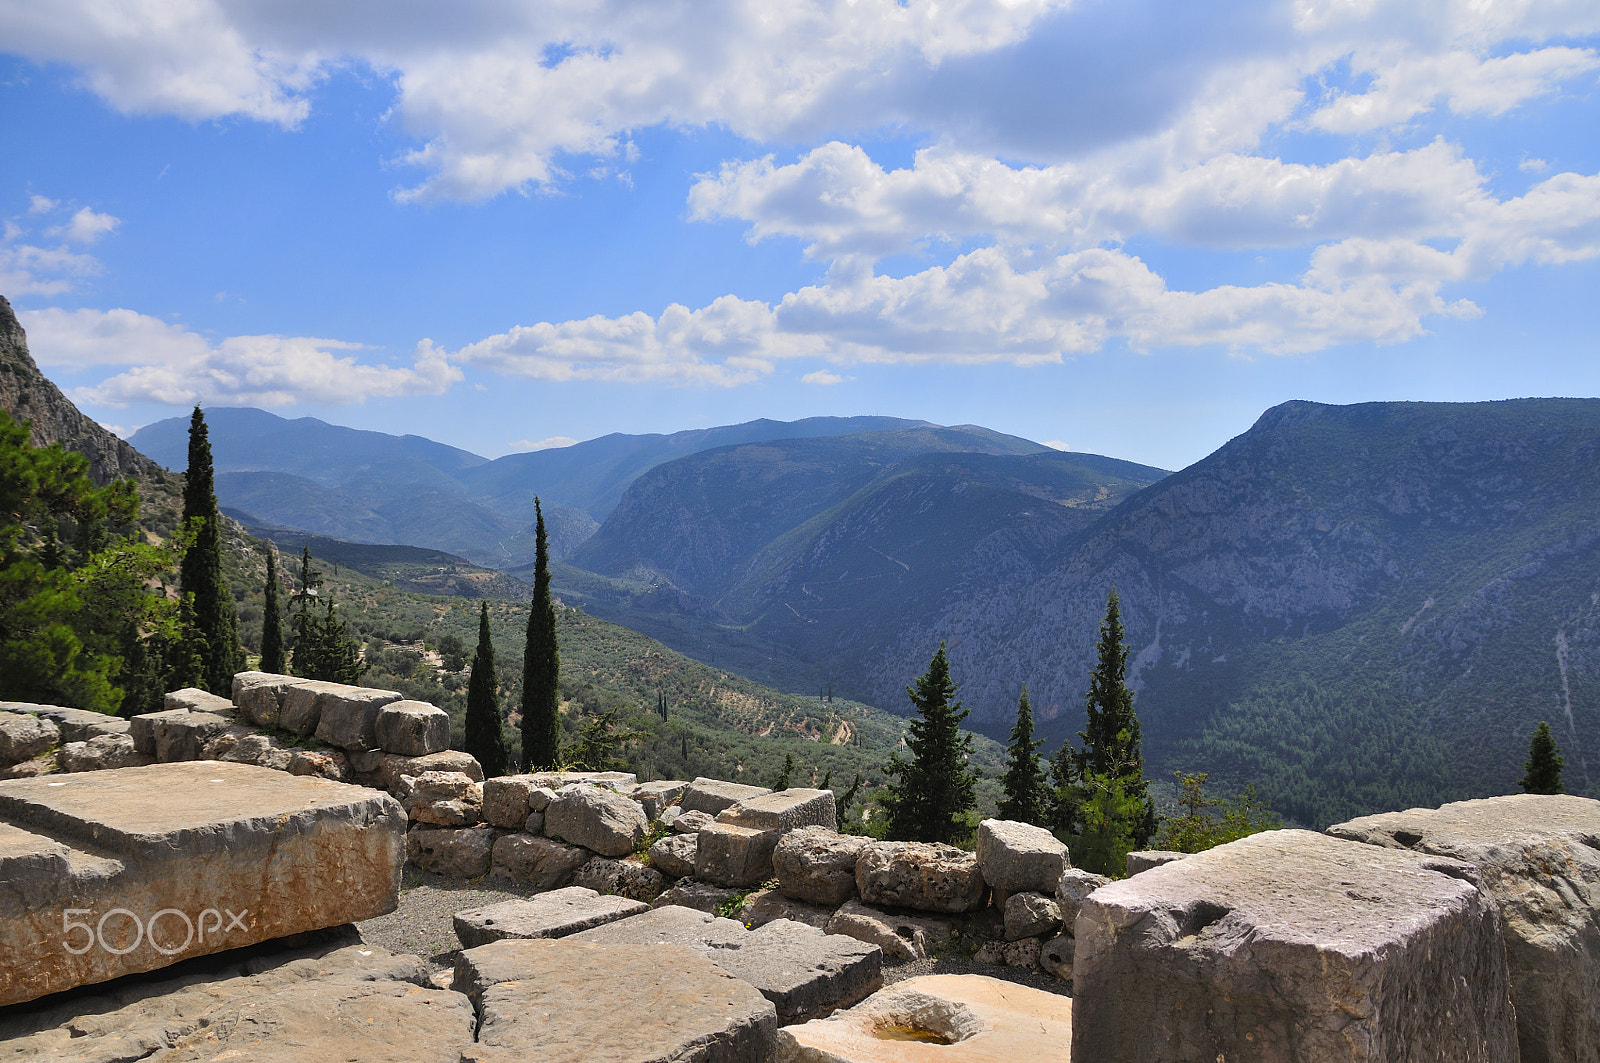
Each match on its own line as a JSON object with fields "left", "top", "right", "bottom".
{"left": 999, "top": 685, "right": 1048, "bottom": 824}
{"left": 178, "top": 406, "right": 241, "bottom": 693}
{"left": 1521, "top": 720, "right": 1564, "bottom": 795}
{"left": 882, "top": 643, "right": 978, "bottom": 843}
{"left": 521, "top": 497, "right": 561, "bottom": 770}
{"left": 465, "top": 601, "right": 511, "bottom": 777}
{"left": 260, "top": 549, "right": 285, "bottom": 674}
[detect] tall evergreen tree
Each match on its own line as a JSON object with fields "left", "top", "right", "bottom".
{"left": 521, "top": 497, "right": 561, "bottom": 770}
{"left": 883, "top": 643, "right": 978, "bottom": 843}
{"left": 999, "top": 685, "right": 1047, "bottom": 824}
{"left": 288, "top": 545, "right": 321, "bottom": 667}
{"left": 1521, "top": 720, "right": 1564, "bottom": 795}
{"left": 260, "top": 550, "right": 285, "bottom": 674}
{"left": 465, "top": 601, "right": 512, "bottom": 777}
{"left": 178, "top": 406, "right": 242, "bottom": 692}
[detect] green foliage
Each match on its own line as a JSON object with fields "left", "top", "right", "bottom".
{"left": 465, "top": 601, "right": 512, "bottom": 778}
{"left": 1521, "top": 721, "right": 1564, "bottom": 795}
{"left": 287, "top": 545, "right": 367, "bottom": 684}
{"left": 564, "top": 707, "right": 646, "bottom": 771}
{"left": 178, "top": 407, "right": 242, "bottom": 693}
{"left": 998, "top": 686, "right": 1047, "bottom": 825}
{"left": 1152, "top": 772, "right": 1283, "bottom": 853}
{"left": 435, "top": 633, "right": 468, "bottom": 672}
{"left": 773, "top": 752, "right": 795, "bottom": 790}
{"left": 883, "top": 643, "right": 979, "bottom": 844}
{"left": 260, "top": 549, "right": 285, "bottom": 674}
{"left": 522, "top": 497, "right": 561, "bottom": 770}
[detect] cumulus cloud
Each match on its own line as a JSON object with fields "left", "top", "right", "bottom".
{"left": 19, "top": 307, "right": 461, "bottom": 407}
{"left": 801, "top": 370, "right": 849, "bottom": 385}
{"left": 52, "top": 207, "right": 120, "bottom": 244}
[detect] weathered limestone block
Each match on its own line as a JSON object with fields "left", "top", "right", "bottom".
{"left": 1056, "top": 866, "right": 1111, "bottom": 926}
{"left": 287, "top": 746, "right": 351, "bottom": 782}
{"left": 824, "top": 900, "right": 960, "bottom": 963}
{"left": 545, "top": 784, "right": 648, "bottom": 857}
{"left": 1002, "top": 936, "right": 1041, "bottom": 969}
{"left": 1072, "top": 829, "right": 1517, "bottom": 1063}
{"left": 719, "top": 788, "right": 837, "bottom": 833}
{"left": 774, "top": 826, "right": 868, "bottom": 906}
{"left": 673, "top": 808, "right": 716, "bottom": 833}
{"left": 405, "top": 770, "right": 482, "bottom": 827}
{"left": 1004, "top": 891, "right": 1061, "bottom": 941}
{"left": 741, "top": 888, "right": 834, "bottom": 931}
{"left": 652, "top": 878, "right": 741, "bottom": 914}
{"left": 376, "top": 699, "right": 451, "bottom": 757}
{"left": 481, "top": 775, "right": 557, "bottom": 829}
{"left": 0, "top": 712, "right": 58, "bottom": 767}
{"left": 649, "top": 831, "right": 699, "bottom": 878}
{"left": 378, "top": 749, "right": 484, "bottom": 789}
{"left": 681, "top": 776, "right": 772, "bottom": 815}
{"left": 455, "top": 939, "right": 778, "bottom": 1061}
{"left": 573, "top": 906, "right": 882, "bottom": 1024}
{"left": 162, "top": 687, "right": 234, "bottom": 716}
{"left": 277, "top": 678, "right": 343, "bottom": 734}
{"left": 490, "top": 833, "right": 588, "bottom": 888}
{"left": 0, "top": 761, "right": 405, "bottom": 1008}
{"left": 777, "top": 973, "right": 1074, "bottom": 1063}
{"left": 525, "top": 769, "right": 638, "bottom": 792}
{"left": 56, "top": 732, "right": 153, "bottom": 773}
{"left": 452, "top": 886, "right": 646, "bottom": 949}
{"left": 975, "top": 819, "right": 1070, "bottom": 895}
{"left": 214, "top": 729, "right": 294, "bottom": 771}
{"left": 856, "top": 841, "right": 987, "bottom": 913}
{"left": 696, "top": 821, "right": 780, "bottom": 887}
{"left": 20, "top": 703, "right": 131, "bottom": 743}
{"left": 2, "top": 940, "right": 475, "bottom": 1062}
{"left": 1039, "top": 933, "right": 1074, "bottom": 979}
{"left": 659, "top": 804, "right": 684, "bottom": 829}
{"left": 229, "top": 670, "right": 304, "bottom": 727}
{"left": 406, "top": 824, "right": 499, "bottom": 877}
{"left": 633, "top": 778, "right": 689, "bottom": 819}
{"left": 312, "top": 682, "right": 405, "bottom": 751}
{"left": 129, "top": 707, "right": 232, "bottom": 761}
{"left": 1126, "top": 849, "right": 1187, "bottom": 876}
{"left": 1329, "top": 793, "right": 1600, "bottom": 1063}
{"left": 573, "top": 855, "right": 668, "bottom": 900}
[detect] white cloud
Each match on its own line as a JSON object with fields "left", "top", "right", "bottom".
{"left": 801, "top": 370, "right": 849, "bottom": 385}
{"left": 27, "top": 194, "right": 58, "bottom": 214}
{"left": 510, "top": 435, "right": 579, "bottom": 451}
{"left": 52, "top": 207, "right": 120, "bottom": 244}
{"left": 18, "top": 307, "right": 461, "bottom": 407}
{"left": 0, "top": 232, "right": 103, "bottom": 296}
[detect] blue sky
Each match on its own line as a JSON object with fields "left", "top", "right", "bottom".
{"left": 2, "top": 0, "right": 1598, "bottom": 471}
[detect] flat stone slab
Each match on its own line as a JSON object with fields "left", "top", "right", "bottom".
{"left": 0, "top": 760, "right": 406, "bottom": 1007}
{"left": 1329, "top": 794, "right": 1600, "bottom": 1063}
{"left": 777, "top": 973, "right": 1072, "bottom": 1062}
{"left": 6, "top": 703, "right": 129, "bottom": 743}
{"left": 682, "top": 777, "right": 772, "bottom": 815}
{"left": 1072, "top": 829, "right": 1517, "bottom": 1063}
{"left": 454, "top": 938, "right": 777, "bottom": 1062}
{"left": 453, "top": 886, "right": 648, "bottom": 949}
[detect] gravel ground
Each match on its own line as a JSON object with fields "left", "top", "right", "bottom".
{"left": 359, "top": 869, "right": 1072, "bottom": 999}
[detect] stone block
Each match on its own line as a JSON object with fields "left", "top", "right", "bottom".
{"left": 287, "top": 746, "right": 351, "bottom": 782}
{"left": 774, "top": 825, "right": 868, "bottom": 906}
{"left": 681, "top": 776, "right": 772, "bottom": 815}
{"left": 1056, "top": 866, "right": 1111, "bottom": 926}
{"left": 741, "top": 888, "right": 834, "bottom": 931}
{"left": 1329, "top": 793, "right": 1600, "bottom": 1063}
{"left": 777, "top": 973, "right": 1074, "bottom": 1062}
{"left": 452, "top": 886, "right": 647, "bottom": 949}
{"left": 633, "top": 778, "right": 688, "bottom": 819}
{"left": 161, "top": 687, "right": 234, "bottom": 716}
{"left": 1072, "top": 829, "right": 1517, "bottom": 1063}
{"left": 0, "top": 760, "right": 405, "bottom": 1008}
{"left": 525, "top": 769, "right": 638, "bottom": 792}
{"left": 652, "top": 878, "right": 740, "bottom": 914}
{"left": 659, "top": 805, "right": 684, "bottom": 829}
{"left": 312, "top": 683, "right": 405, "bottom": 751}
{"left": 975, "top": 819, "right": 1070, "bottom": 895}
{"left": 545, "top": 784, "right": 648, "bottom": 857}
{"left": 480, "top": 774, "right": 554, "bottom": 829}
{"left": 856, "top": 841, "right": 987, "bottom": 913}
{"left": 376, "top": 700, "right": 451, "bottom": 756}
{"left": 696, "top": 821, "right": 779, "bottom": 887}
{"left": 649, "top": 831, "right": 698, "bottom": 878}
{"left": 489, "top": 833, "right": 588, "bottom": 888}
{"left": 406, "top": 824, "right": 498, "bottom": 878}
{"left": 0, "top": 713, "right": 58, "bottom": 768}
{"left": 56, "top": 732, "right": 153, "bottom": 773}
{"left": 378, "top": 749, "right": 484, "bottom": 789}
{"left": 672, "top": 808, "right": 716, "bottom": 833}
{"left": 824, "top": 900, "right": 960, "bottom": 963}
{"left": 229, "top": 670, "right": 304, "bottom": 727}
{"left": 454, "top": 939, "right": 777, "bottom": 1061}
{"left": 1004, "top": 891, "right": 1061, "bottom": 941}
{"left": 279, "top": 678, "right": 343, "bottom": 734}
{"left": 1125, "top": 849, "right": 1187, "bottom": 876}
{"left": 1039, "top": 932, "right": 1074, "bottom": 980}
{"left": 405, "top": 770, "right": 482, "bottom": 827}
{"left": 523, "top": 809, "right": 544, "bottom": 835}
{"left": 128, "top": 707, "right": 232, "bottom": 761}
{"left": 19, "top": 703, "right": 131, "bottom": 743}
{"left": 719, "top": 788, "right": 837, "bottom": 833}
{"left": 572, "top": 855, "right": 668, "bottom": 901}
{"left": 215, "top": 729, "right": 295, "bottom": 771}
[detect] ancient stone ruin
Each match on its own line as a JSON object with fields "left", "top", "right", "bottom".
{"left": 6, "top": 675, "right": 1600, "bottom": 1061}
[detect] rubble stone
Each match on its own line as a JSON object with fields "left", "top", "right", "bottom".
{"left": 12, "top": 703, "right": 129, "bottom": 743}
{"left": 652, "top": 878, "right": 740, "bottom": 914}
{"left": 480, "top": 774, "right": 555, "bottom": 829}
{"left": 741, "top": 888, "right": 834, "bottom": 931}
{"left": 1004, "top": 891, "right": 1062, "bottom": 940}
{"left": 377, "top": 749, "right": 484, "bottom": 789}
{"left": 129, "top": 707, "right": 232, "bottom": 762}
{"left": 161, "top": 686, "right": 234, "bottom": 715}
{"left": 673, "top": 809, "right": 716, "bottom": 833}
{"left": 696, "top": 820, "right": 780, "bottom": 887}
{"left": 0, "top": 713, "right": 59, "bottom": 767}
{"left": 648, "top": 831, "right": 699, "bottom": 878}
{"left": 312, "top": 683, "right": 405, "bottom": 751}
{"left": 718, "top": 788, "right": 837, "bottom": 833}
{"left": 1056, "top": 867, "right": 1111, "bottom": 927}
{"left": 633, "top": 779, "right": 689, "bottom": 819}
{"left": 774, "top": 826, "right": 868, "bottom": 906}
{"left": 405, "top": 769, "right": 483, "bottom": 827}
{"left": 572, "top": 854, "right": 668, "bottom": 901}
{"left": 56, "top": 732, "right": 152, "bottom": 773}
{"left": 1125, "top": 849, "right": 1187, "bottom": 875}
{"left": 489, "top": 833, "right": 588, "bottom": 889}
{"left": 545, "top": 784, "right": 649, "bottom": 857}
{"left": 1039, "top": 933, "right": 1074, "bottom": 980}
{"left": 856, "top": 841, "right": 987, "bottom": 913}
{"left": 824, "top": 900, "right": 960, "bottom": 963}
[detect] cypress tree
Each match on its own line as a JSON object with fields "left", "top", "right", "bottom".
{"left": 1521, "top": 720, "right": 1564, "bottom": 795}
{"left": 774, "top": 752, "right": 795, "bottom": 790}
{"left": 179, "top": 406, "right": 242, "bottom": 692}
{"left": 466, "top": 601, "right": 512, "bottom": 777}
{"left": 521, "top": 497, "right": 561, "bottom": 770}
{"left": 883, "top": 643, "right": 978, "bottom": 843}
{"left": 999, "top": 685, "right": 1047, "bottom": 824}
{"left": 288, "top": 545, "right": 321, "bottom": 673}
{"left": 260, "top": 550, "right": 285, "bottom": 674}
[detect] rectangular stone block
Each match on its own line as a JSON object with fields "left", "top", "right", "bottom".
{"left": 633, "top": 779, "right": 688, "bottom": 819}
{"left": 311, "top": 684, "right": 404, "bottom": 751}
{"left": 1072, "top": 829, "right": 1517, "bottom": 1063}
{"left": 0, "top": 760, "right": 406, "bottom": 1007}
{"left": 696, "top": 821, "right": 779, "bottom": 887}
{"left": 281, "top": 679, "right": 347, "bottom": 735}
{"left": 12, "top": 703, "right": 130, "bottom": 743}
{"left": 717, "top": 788, "right": 837, "bottom": 833}
{"left": 128, "top": 707, "right": 234, "bottom": 762}
{"left": 481, "top": 775, "right": 555, "bottom": 829}
{"left": 525, "top": 770, "right": 638, "bottom": 792}
{"left": 375, "top": 700, "right": 451, "bottom": 756}
{"left": 162, "top": 688, "right": 235, "bottom": 716}
{"left": 453, "top": 886, "right": 647, "bottom": 949}
{"left": 230, "top": 670, "right": 306, "bottom": 728}
{"left": 681, "top": 777, "right": 772, "bottom": 815}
